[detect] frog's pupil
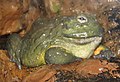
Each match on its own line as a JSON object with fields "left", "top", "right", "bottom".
{"left": 79, "top": 17, "right": 86, "bottom": 20}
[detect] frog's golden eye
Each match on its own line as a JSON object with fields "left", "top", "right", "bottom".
{"left": 77, "top": 16, "right": 88, "bottom": 23}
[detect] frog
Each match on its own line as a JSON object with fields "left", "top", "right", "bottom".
{"left": 6, "top": 13, "right": 114, "bottom": 69}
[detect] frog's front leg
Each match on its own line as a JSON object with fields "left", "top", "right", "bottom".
{"left": 7, "top": 33, "right": 22, "bottom": 69}
{"left": 45, "top": 47, "right": 81, "bottom": 64}
{"left": 93, "top": 45, "right": 115, "bottom": 60}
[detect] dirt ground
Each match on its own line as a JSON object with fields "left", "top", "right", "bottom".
{"left": 0, "top": 0, "right": 120, "bottom": 82}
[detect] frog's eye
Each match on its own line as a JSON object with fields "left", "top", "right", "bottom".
{"left": 77, "top": 16, "right": 88, "bottom": 23}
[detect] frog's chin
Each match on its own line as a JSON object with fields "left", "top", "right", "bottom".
{"left": 68, "top": 36, "right": 102, "bottom": 44}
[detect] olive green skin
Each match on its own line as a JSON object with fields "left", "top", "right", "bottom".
{"left": 7, "top": 13, "right": 103, "bottom": 69}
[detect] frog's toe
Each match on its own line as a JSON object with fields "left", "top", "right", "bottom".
{"left": 93, "top": 49, "right": 115, "bottom": 60}
{"left": 9, "top": 54, "right": 16, "bottom": 62}
{"left": 15, "top": 59, "right": 22, "bottom": 69}
{"left": 45, "top": 47, "right": 78, "bottom": 64}
{"left": 17, "top": 63, "right": 22, "bottom": 69}
{"left": 10, "top": 57, "right": 15, "bottom": 62}
{"left": 9, "top": 56, "right": 22, "bottom": 69}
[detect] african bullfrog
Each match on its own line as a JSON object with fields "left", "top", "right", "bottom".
{"left": 6, "top": 13, "right": 114, "bottom": 69}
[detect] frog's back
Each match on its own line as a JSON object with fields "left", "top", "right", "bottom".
{"left": 20, "top": 17, "right": 62, "bottom": 67}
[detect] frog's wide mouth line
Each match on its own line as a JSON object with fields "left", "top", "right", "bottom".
{"left": 66, "top": 36, "right": 102, "bottom": 44}
{"left": 63, "top": 32, "right": 103, "bottom": 40}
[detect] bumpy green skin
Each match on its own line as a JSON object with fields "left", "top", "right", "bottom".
{"left": 7, "top": 13, "right": 103, "bottom": 69}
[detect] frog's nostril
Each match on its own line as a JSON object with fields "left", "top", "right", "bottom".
{"left": 77, "top": 16, "right": 88, "bottom": 23}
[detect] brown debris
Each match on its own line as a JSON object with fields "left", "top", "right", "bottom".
{"left": 23, "top": 59, "right": 120, "bottom": 82}
{"left": 20, "top": 0, "right": 41, "bottom": 35}
{"left": 0, "top": 0, "right": 23, "bottom": 35}
{"left": 0, "top": 0, "right": 41, "bottom": 36}
{"left": 23, "top": 66, "right": 57, "bottom": 82}
{"left": 0, "top": 50, "right": 119, "bottom": 82}
{"left": 0, "top": 50, "right": 29, "bottom": 82}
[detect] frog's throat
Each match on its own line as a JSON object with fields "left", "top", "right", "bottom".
{"left": 71, "top": 36, "right": 102, "bottom": 58}
{"left": 50, "top": 36, "right": 102, "bottom": 58}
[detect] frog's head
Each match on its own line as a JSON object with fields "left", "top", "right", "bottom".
{"left": 61, "top": 13, "right": 103, "bottom": 41}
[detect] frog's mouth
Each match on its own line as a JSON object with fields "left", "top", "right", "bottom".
{"left": 63, "top": 31, "right": 103, "bottom": 39}
{"left": 72, "top": 36, "right": 102, "bottom": 44}
{"left": 64, "top": 32, "right": 88, "bottom": 38}
{"left": 64, "top": 36, "right": 102, "bottom": 44}
{"left": 63, "top": 31, "right": 103, "bottom": 44}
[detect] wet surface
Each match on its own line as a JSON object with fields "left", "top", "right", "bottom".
{"left": 0, "top": 0, "right": 120, "bottom": 82}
